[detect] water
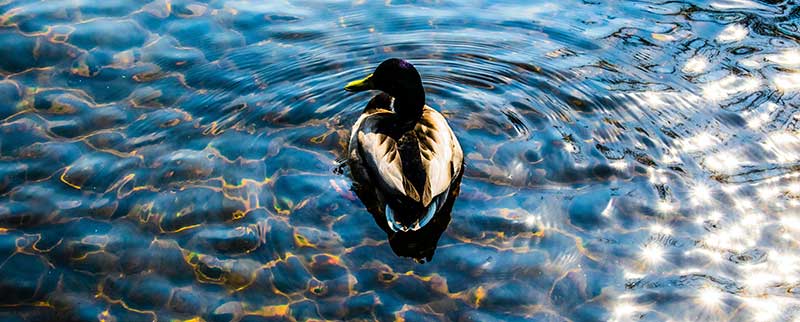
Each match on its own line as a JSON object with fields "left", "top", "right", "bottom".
{"left": 1, "top": 0, "right": 800, "bottom": 320}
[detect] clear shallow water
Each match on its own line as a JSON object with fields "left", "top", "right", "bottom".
{"left": 1, "top": 0, "right": 800, "bottom": 321}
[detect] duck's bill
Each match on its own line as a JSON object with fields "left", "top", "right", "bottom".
{"left": 344, "top": 74, "right": 374, "bottom": 92}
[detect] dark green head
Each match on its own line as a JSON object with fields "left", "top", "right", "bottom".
{"left": 345, "top": 58, "right": 425, "bottom": 118}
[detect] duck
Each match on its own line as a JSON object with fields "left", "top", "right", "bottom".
{"left": 344, "top": 58, "right": 464, "bottom": 233}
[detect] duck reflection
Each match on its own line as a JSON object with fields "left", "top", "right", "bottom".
{"left": 343, "top": 59, "right": 464, "bottom": 262}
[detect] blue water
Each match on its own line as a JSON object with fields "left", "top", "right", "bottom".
{"left": 1, "top": 0, "right": 800, "bottom": 321}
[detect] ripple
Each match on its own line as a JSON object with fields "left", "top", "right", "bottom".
{"left": 2, "top": 0, "right": 800, "bottom": 321}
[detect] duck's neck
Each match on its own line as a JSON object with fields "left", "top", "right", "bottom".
{"left": 393, "top": 87, "right": 425, "bottom": 122}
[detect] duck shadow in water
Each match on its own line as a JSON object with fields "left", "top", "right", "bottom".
{"left": 350, "top": 173, "right": 463, "bottom": 263}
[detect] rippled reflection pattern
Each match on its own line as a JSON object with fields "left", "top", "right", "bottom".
{"left": 1, "top": 0, "right": 800, "bottom": 321}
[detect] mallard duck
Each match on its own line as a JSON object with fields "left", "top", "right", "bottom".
{"left": 344, "top": 58, "right": 464, "bottom": 233}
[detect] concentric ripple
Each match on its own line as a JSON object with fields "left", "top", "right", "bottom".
{"left": 2, "top": 0, "right": 800, "bottom": 321}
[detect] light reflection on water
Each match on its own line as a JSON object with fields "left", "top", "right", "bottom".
{"left": 1, "top": 0, "right": 800, "bottom": 321}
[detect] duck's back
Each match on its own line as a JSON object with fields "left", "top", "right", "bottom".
{"left": 349, "top": 106, "right": 463, "bottom": 206}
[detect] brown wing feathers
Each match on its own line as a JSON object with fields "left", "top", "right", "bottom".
{"left": 355, "top": 106, "right": 461, "bottom": 207}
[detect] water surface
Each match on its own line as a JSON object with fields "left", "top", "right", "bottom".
{"left": 2, "top": 0, "right": 800, "bottom": 321}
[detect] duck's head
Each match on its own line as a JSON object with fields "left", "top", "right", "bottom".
{"left": 345, "top": 58, "right": 425, "bottom": 118}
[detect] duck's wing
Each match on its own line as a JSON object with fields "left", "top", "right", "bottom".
{"left": 351, "top": 112, "right": 411, "bottom": 199}
{"left": 351, "top": 107, "right": 463, "bottom": 207}
{"left": 416, "top": 106, "right": 463, "bottom": 205}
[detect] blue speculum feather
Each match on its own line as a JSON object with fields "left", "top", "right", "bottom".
{"left": 0, "top": 0, "right": 797, "bottom": 320}
{"left": 384, "top": 198, "right": 439, "bottom": 232}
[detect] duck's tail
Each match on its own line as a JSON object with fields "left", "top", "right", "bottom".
{"left": 384, "top": 186, "right": 450, "bottom": 232}
{"left": 385, "top": 200, "right": 437, "bottom": 232}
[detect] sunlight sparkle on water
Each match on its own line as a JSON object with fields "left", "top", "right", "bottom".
{"left": 781, "top": 215, "right": 800, "bottom": 231}
{"left": 735, "top": 199, "right": 753, "bottom": 210}
{"left": 623, "top": 270, "right": 644, "bottom": 279}
{"left": 763, "top": 131, "right": 800, "bottom": 163}
{"left": 661, "top": 152, "right": 682, "bottom": 164}
{"left": 703, "top": 232, "right": 725, "bottom": 248}
{"left": 747, "top": 112, "right": 769, "bottom": 129}
{"left": 643, "top": 91, "right": 669, "bottom": 108}
{"left": 691, "top": 183, "right": 713, "bottom": 205}
{"left": 788, "top": 182, "right": 800, "bottom": 195}
{"left": 741, "top": 58, "right": 762, "bottom": 68}
{"left": 679, "top": 133, "right": 719, "bottom": 152}
{"left": 746, "top": 297, "right": 784, "bottom": 322}
{"left": 767, "top": 131, "right": 800, "bottom": 144}
{"left": 717, "top": 24, "right": 748, "bottom": 42}
{"left": 697, "top": 287, "right": 723, "bottom": 309}
{"left": 711, "top": 0, "right": 776, "bottom": 11}
{"left": 524, "top": 214, "right": 539, "bottom": 227}
{"left": 683, "top": 56, "right": 709, "bottom": 74}
{"left": 610, "top": 160, "right": 628, "bottom": 170}
{"left": 4, "top": 0, "right": 800, "bottom": 321}
{"left": 741, "top": 213, "right": 763, "bottom": 227}
{"left": 774, "top": 73, "right": 800, "bottom": 92}
{"left": 770, "top": 251, "right": 800, "bottom": 283}
{"left": 640, "top": 243, "right": 665, "bottom": 265}
{"left": 610, "top": 300, "right": 642, "bottom": 322}
{"left": 705, "top": 152, "right": 745, "bottom": 173}
{"left": 657, "top": 200, "right": 675, "bottom": 214}
{"left": 766, "top": 49, "right": 800, "bottom": 66}
{"left": 721, "top": 184, "right": 739, "bottom": 194}
{"left": 743, "top": 265, "right": 778, "bottom": 292}
{"left": 757, "top": 186, "right": 780, "bottom": 201}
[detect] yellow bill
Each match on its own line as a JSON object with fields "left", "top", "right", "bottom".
{"left": 344, "top": 74, "right": 374, "bottom": 92}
